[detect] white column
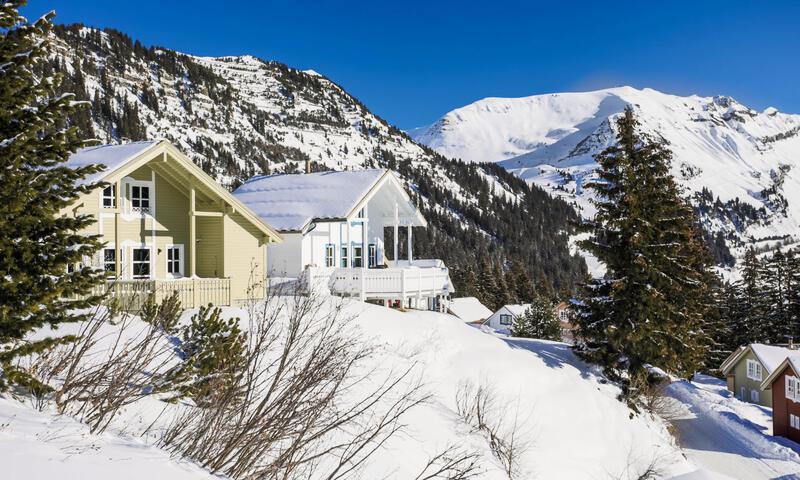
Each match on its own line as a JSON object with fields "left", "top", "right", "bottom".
{"left": 360, "top": 217, "right": 367, "bottom": 301}
{"left": 407, "top": 224, "right": 413, "bottom": 264}
{"left": 189, "top": 186, "right": 196, "bottom": 277}
{"left": 346, "top": 220, "right": 351, "bottom": 268}
{"left": 393, "top": 203, "right": 399, "bottom": 266}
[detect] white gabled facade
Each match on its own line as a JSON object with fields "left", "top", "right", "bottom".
{"left": 234, "top": 169, "right": 454, "bottom": 310}
{"left": 485, "top": 304, "right": 531, "bottom": 332}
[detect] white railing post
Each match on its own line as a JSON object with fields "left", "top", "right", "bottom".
{"left": 359, "top": 269, "right": 366, "bottom": 301}
{"left": 400, "top": 269, "right": 406, "bottom": 309}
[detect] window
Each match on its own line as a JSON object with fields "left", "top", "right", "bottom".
{"left": 340, "top": 245, "right": 349, "bottom": 268}
{"left": 787, "top": 375, "right": 799, "bottom": 402}
{"left": 325, "top": 244, "right": 335, "bottom": 267}
{"left": 102, "top": 184, "right": 116, "bottom": 208}
{"left": 368, "top": 243, "right": 377, "bottom": 268}
{"left": 103, "top": 248, "right": 116, "bottom": 278}
{"left": 131, "top": 184, "right": 151, "bottom": 212}
{"left": 750, "top": 389, "right": 759, "bottom": 403}
{"left": 357, "top": 207, "right": 366, "bottom": 218}
{"left": 352, "top": 244, "right": 363, "bottom": 268}
{"left": 791, "top": 414, "right": 800, "bottom": 430}
{"left": 499, "top": 314, "right": 513, "bottom": 326}
{"left": 132, "top": 248, "right": 151, "bottom": 279}
{"left": 559, "top": 309, "right": 568, "bottom": 321}
{"left": 166, "top": 245, "right": 183, "bottom": 277}
{"left": 740, "top": 386, "right": 745, "bottom": 401}
{"left": 746, "top": 359, "right": 762, "bottom": 381}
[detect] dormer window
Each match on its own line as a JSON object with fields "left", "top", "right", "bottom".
{"left": 131, "top": 185, "right": 151, "bottom": 213}
{"left": 102, "top": 184, "right": 116, "bottom": 208}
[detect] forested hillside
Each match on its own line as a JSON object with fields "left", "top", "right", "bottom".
{"left": 41, "top": 24, "right": 587, "bottom": 302}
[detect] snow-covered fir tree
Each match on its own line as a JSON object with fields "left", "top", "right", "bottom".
{"left": 512, "top": 296, "right": 562, "bottom": 341}
{"left": 573, "top": 107, "right": 715, "bottom": 382}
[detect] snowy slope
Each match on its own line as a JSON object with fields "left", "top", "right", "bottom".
{"left": 412, "top": 87, "right": 800, "bottom": 262}
{"left": 0, "top": 397, "right": 217, "bottom": 479}
{"left": 6, "top": 298, "right": 704, "bottom": 479}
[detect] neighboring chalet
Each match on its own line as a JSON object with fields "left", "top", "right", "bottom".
{"left": 485, "top": 304, "right": 531, "bottom": 332}
{"left": 64, "top": 140, "right": 282, "bottom": 309}
{"left": 234, "top": 169, "right": 454, "bottom": 310}
{"left": 760, "top": 351, "right": 800, "bottom": 443}
{"left": 719, "top": 343, "right": 797, "bottom": 408}
{"left": 448, "top": 297, "right": 492, "bottom": 324}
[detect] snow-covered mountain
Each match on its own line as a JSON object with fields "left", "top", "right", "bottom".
{"left": 412, "top": 86, "right": 800, "bottom": 264}
{"left": 41, "top": 24, "right": 587, "bottom": 293}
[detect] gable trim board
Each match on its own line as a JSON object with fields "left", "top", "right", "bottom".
{"left": 77, "top": 140, "right": 282, "bottom": 241}
{"left": 233, "top": 169, "right": 426, "bottom": 234}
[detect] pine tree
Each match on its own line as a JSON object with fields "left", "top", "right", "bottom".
{"left": 512, "top": 296, "right": 562, "bottom": 340}
{"left": 573, "top": 107, "right": 714, "bottom": 381}
{"left": 0, "top": 2, "right": 103, "bottom": 391}
{"left": 736, "top": 248, "right": 767, "bottom": 343}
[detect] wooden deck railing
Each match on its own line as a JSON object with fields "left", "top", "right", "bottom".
{"left": 93, "top": 278, "right": 231, "bottom": 311}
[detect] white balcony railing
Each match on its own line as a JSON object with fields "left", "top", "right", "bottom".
{"left": 306, "top": 263, "right": 453, "bottom": 301}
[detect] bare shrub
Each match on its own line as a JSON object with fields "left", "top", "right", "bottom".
{"left": 159, "top": 284, "right": 429, "bottom": 479}
{"left": 607, "top": 448, "right": 665, "bottom": 480}
{"left": 414, "top": 444, "right": 484, "bottom": 480}
{"left": 51, "top": 303, "right": 176, "bottom": 433}
{"left": 454, "top": 380, "right": 531, "bottom": 480}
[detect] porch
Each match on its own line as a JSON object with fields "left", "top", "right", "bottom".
{"left": 94, "top": 277, "right": 232, "bottom": 311}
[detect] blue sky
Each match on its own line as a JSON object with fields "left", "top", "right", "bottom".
{"left": 25, "top": 0, "right": 800, "bottom": 129}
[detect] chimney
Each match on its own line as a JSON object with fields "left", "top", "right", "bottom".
{"left": 305, "top": 158, "right": 311, "bottom": 174}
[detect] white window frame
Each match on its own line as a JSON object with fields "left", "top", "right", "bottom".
{"left": 499, "top": 314, "right": 513, "bottom": 326}
{"left": 130, "top": 246, "right": 153, "bottom": 280}
{"left": 340, "top": 244, "right": 349, "bottom": 268}
{"left": 324, "top": 244, "right": 335, "bottom": 268}
{"left": 787, "top": 375, "right": 799, "bottom": 403}
{"left": 101, "top": 184, "right": 117, "bottom": 209}
{"left": 368, "top": 243, "right": 377, "bottom": 268}
{"left": 791, "top": 414, "right": 800, "bottom": 429}
{"left": 746, "top": 359, "right": 762, "bottom": 381}
{"left": 126, "top": 179, "right": 154, "bottom": 215}
{"left": 102, "top": 247, "right": 117, "bottom": 278}
{"left": 165, "top": 244, "right": 184, "bottom": 279}
{"left": 352, "top": 243, "right": 363, "bottom": 268}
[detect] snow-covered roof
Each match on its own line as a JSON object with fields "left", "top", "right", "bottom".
{"left": 233, "top": 169, "right": 388, "bottom": 232}
{"left": 759, "top": 349, "right": 800, "bottom": 389}
{"left": 750, "top": 344, "right": 798, "bottom": 374}
{"left": 449, "top": 297, "right": 492, "bottom": 323}
{"left": 500, "top": 304, "right": 531, "bottom": 317}
{"left": 65, "top": 141, "right": 159, "bottom": 185}
{"left": 721, "top": 343, "right": 800, "bottom": 375}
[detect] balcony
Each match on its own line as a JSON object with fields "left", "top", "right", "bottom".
{"left": 305, "top": 260, "right": 453, "bottom": 310}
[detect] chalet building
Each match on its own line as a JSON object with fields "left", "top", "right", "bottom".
{"left": 233, "top": 169, "right": 454, "bottom": 310}
{"left": 719, "top": 343, "right": 797, "bottom": 408}
{"left": 485, "top": 304, "right": 531, "bottom": 332}
{"left": 63, "top": 140, "right": 282, "bottom": 309}
{"left": 759, "top": 353, "right": 800, "bottom": 443}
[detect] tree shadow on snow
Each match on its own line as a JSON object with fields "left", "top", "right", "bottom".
{"left": 501, "top": 338, "right": 598, "bottom": 381}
